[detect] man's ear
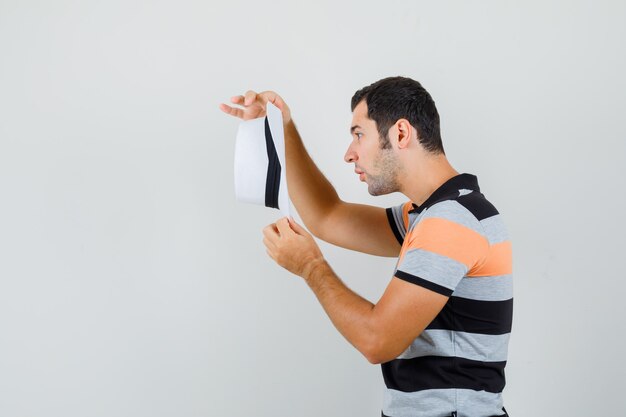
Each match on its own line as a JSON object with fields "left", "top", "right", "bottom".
{"left": 395, "top": 119, "right": 413, "bottom": 149}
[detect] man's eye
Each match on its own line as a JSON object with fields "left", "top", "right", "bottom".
{"left": 356, "top": 133, "right": 363, "bottom": 140}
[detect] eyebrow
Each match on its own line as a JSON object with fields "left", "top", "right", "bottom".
{"left": 350, "top": 125, "right": 362, "bottom": 134}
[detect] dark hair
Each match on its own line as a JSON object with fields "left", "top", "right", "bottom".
{"left": 351, "top": 76, "right": 444, "bottom": 154}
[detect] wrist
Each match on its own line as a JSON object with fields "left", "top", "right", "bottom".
{"left": 283, "top": 118, "right": 295, "bottom": 133}
{"left": 302, "top": 257, "right": 327, "bottom": 283}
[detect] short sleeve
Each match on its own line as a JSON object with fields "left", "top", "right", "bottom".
{"left": 386, "top": 201, "right": 413, "bottom": 245}
{"left": 394, "top": 200, "right": 490, "bottom": 297}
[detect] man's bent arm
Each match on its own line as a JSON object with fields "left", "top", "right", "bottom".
{"left": 303, "top": 258, "right": 449, "bottom": 364}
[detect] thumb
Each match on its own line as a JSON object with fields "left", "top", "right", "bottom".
{"left": 275, "top": 217, "right": 294, "bottom": 236}
{"left": 260, "top": 91, "right": 291, "bottom": 122}
{"left": 287, "top": 217, "right": 308, "bottom": 235}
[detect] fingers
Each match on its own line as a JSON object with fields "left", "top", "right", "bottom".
{"left": 259, "top": 91, "right": 277, "bottom": 105}
{"left": 262, "top": 236, "right": 276, "bottom": 252}
{"left": 263, "top": 223, "right": 279, "bottom": 239}
{"left": 224, "top": 91, "right": 282, "bottom": 108}
{"left": 230, "top": 95, "right": 244, "bottom": 104}
{"left": 218, "top": 103, "right": 244, "bottom": 119}
{"left": 244, "top": 90, "right": 258, "bottom": 106}
{"left": 286, "top": 217, "right": 303, "bottom": 234}
{"left": 221, "top": 90, "right": 287, "bottom": 122}
{"left": 275, "top": 217, "right": 294, "bottom": 236}
{"left": 271, "top": 217, "right": 309, "bottom": 238}
{"left": 263, "top": 224, "right": 280, "bottom": 261}
{"left": 219, "top": 91, "right": 266, "bottom": 120}
{"left": 260, "top": 91, "right": 283, "bottom": 109}
{"left": 242, "top": 90, "right": 283, "bottom": 108}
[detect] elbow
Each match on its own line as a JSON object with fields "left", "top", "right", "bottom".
{"left": 362, "top": 333, "right": 412, "bottom": 365}
{"left": 362, "top": 339, "right": 396, "bottom": 365}
{"left": 365, "top": 352, "right": 384, "bottom": 365}
{"left": 364, "top": 350, "right": 395, "bottom": 365}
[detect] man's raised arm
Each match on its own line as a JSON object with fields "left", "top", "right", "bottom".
{"left": 220, "top": 90, "right": 401, "bottom": 257}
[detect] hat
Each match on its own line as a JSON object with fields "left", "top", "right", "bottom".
{"left": 234, "top": 102, "right": 292, "bottom": 217}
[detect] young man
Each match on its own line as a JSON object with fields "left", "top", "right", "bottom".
{"left": 220, "top": 76, "right": 512, "bottom": 417}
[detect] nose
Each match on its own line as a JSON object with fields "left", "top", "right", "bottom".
{"left": 344, "top": 143, "right": 358, "bottom": 163}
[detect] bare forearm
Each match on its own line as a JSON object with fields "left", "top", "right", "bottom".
{"left": 284, "top": 120, "right": 340, "bottom": 234}
{"left": 303, "top": 259, "right": 379, "bottom": 362}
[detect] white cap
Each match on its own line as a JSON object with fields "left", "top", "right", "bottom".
{"left": 234, "top": 102, "right": 292, "bottom": 217}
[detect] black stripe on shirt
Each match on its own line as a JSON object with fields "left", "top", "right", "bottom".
{"left": 415, "top": 174, "right": 480, "bottom": 211}
{"left": 456, "top": 192, "right": 499, "bottom": 221}
{"left": 381, "top": 355, "right": 506, "bottom": 394}
{"left": 426, "top": 296, "right": 513, "bottom": 335}
{"left": 395, "top": 270, "right": 454, "bottom": 297}
{"left": 386, "top": 207, "right": 404, "bottom": 245}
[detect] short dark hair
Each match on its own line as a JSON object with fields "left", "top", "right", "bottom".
{"left": 351, "top": 76, "right": 444, "bottom": 154}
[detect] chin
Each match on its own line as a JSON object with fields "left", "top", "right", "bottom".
{"left": 368, "top": 183, "right": 398, "bottom": 196}
{"left": 368, "top": 187, "right": 391, "bottom": 197}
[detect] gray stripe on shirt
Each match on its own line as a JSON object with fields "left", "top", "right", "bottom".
{"left": 420, "top": 200, "right": 483, "bottom": 235}
{"left": 391, "top": 204, "right": 407, "bottom": 238}
{"left": 480, "top": 214, "right": 509, "bottom": 244}
{"left": 382, "top": 388, "right": 505, "bottom": 417}
{"left": 453, "top": 275, "right": 513, "bottom": 301}
{"left": 397, "top": 329, "right": 510, "bottom": 362}
{"left": 396, "top": 249, "right": 467, "bottom": 291}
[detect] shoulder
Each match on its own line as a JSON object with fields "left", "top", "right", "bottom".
{"left": 411, "top": 192, "right": 510, "bottom": 260}
{"left": 418, "top": 198, "right": 484, "bottom": 236}
{"left": 386, "top": 201, "right": 416, "bottom": 243}
{"left": 455, "top": 190, "right": 500, "bottom": 222}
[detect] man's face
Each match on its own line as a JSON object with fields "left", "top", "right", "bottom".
{"left": 345, "top": 101, "right": 401, "bottom": 196}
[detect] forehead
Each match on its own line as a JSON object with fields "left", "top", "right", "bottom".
{"left": 351, "top": 100, "right": 376, "bottom": 129}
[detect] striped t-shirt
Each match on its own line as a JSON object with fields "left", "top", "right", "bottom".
{"left": 383, "top": 173, "right": 513, "bottom": 417}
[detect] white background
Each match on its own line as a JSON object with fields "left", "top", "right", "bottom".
{"left": 1, "top": 1, "right": 625, "bottom": 416}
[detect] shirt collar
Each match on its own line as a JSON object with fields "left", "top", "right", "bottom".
{"left": 408, "top": 173, "right": 480, "bottom": 214}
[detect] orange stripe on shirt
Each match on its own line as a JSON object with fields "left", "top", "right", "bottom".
{"left": 403, "top": 217, "right": 489, "bottom": 270}
{"left": 468, "top": 241, "right": 512, "bottom": 277}
{"left": 401, "top": 201, "right": 413, "bottom": 231}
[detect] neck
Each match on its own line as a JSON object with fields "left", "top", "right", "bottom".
{"left": 400, "top": 154, "right": 459, "bottom": 206}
